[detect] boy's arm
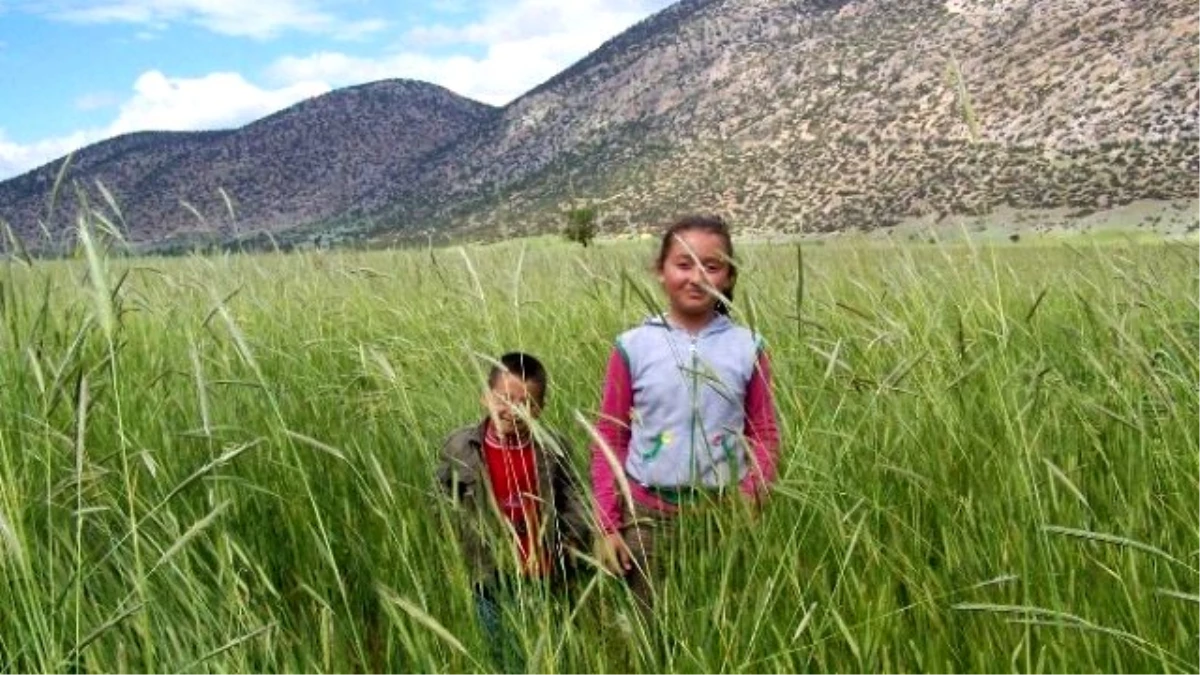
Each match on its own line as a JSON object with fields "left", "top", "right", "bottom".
{"left": 590, "top": 348, "right": 633, "bottom": 534}
{"left": 435, "top": 445, "right": 454, "bottom": 496}
{"left": 739, "top": 349, "right": 780, "bottom": 500}
{"left": 435, "top": 428, "right": 491, "bottom": 582}
{"left": 436, "top": 428, "right": 474, "bottom": 499}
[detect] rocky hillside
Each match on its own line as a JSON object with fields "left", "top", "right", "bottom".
{"left": 0, "top": 0, "right": 1195, "bottom": 251}
{"left": 0, "top": 80, "right": 498, "bottom": 250}
{"left": 376, "top": 0, "right": 1197, "bottom": 241}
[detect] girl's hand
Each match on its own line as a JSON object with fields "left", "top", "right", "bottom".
{"left": 738, "top": 486, "right": 766, "bottom": 521}
{"left": 600, "top": 531, "right": 633, "bottom": 575}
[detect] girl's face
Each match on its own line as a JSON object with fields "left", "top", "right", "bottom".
{"left": 657, "top": 229, "right": 732, "bottom": 318}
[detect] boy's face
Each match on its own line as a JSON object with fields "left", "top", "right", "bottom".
{"left": 483, "top": 372, "right": 542, "bottom": 438}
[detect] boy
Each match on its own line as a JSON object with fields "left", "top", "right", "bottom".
{"left": 436, "top": 352, "right": 590, "bottom": 670}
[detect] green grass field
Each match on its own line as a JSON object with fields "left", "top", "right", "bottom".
{"left": 1, "top": 233, "right": 1196, "bottom": 673}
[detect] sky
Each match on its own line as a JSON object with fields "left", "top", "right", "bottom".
{"left": 0, "top": 0, "right": 676, "bottom": 180}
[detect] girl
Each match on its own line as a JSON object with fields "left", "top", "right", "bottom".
{"left": 589, "top": 214, "right": 780, "bottom": 609}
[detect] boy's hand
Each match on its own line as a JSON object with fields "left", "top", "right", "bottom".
{"left": 599, "top": 531, "right": 633, "bottom": 575}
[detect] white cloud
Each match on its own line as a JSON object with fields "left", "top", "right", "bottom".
{"left": 426, "top": 0, "right": 475, "bottom": 14}
{"left": 0, "top": 128, "right": 91, "bottom": 180}
{"left": 107, "top": 70, "right": 329, "bottom": 135}
{"left": 269, "top": 50, "right": 523, "bottom": 105}
{"left": 0, "top": 70, "right": 329, "bottom": 179}
{"left": 75, "top": 91, "right": 121, "bottom": 111}
{"left": 0, "top": 0, "right": 674, "bottom": 179}
{"left": 268, "top": 0, "right": 675, "bottom": 104}
{"left": 410, "top": 0, "right": 656, "bottom": 45}
{"left": 41, "top": 0, "right": 387, "bottom": 40}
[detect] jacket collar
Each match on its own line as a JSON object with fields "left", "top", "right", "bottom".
{"left": 465, "top": 417, "right": 489, "bottom": 448}
{"left": 644, "top": 312, "right": 731, "bottom": 337}
{"left": 463, "top": 417, "right": 540, "bottom": 449}
{"left": 453, "top": 417, "right": 556, "bottom": 485}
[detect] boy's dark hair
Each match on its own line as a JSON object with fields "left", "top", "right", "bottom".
{"left": 488, "top": 352, "right": 548, "bottom": 404}
{"left": 655, "top": 214, "right": 737, "bottom": 315}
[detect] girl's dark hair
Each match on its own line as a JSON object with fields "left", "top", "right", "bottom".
{"left": 655, "top": 214, "right": 737, "bottom": 315}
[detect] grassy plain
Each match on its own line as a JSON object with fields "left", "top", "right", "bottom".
{"left": 0, "top": 233, "right": 1196, "bottom": 672}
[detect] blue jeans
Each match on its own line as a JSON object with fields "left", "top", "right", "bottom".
{"left": 473, "top": 582, "right": 525, "bottom": 673}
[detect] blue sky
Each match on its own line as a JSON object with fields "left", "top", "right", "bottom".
{"left": 0, "top": 0, "right": 676, "bottom": 179}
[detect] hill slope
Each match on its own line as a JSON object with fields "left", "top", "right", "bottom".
{"left": 373, "top": 0, "right": 1197, "bottom": 240}
{"left": 0, "top": 80, "right": 498, "bottom": 249}
{"left": 0, "top": 0, "right": 1194, "bottom": 250}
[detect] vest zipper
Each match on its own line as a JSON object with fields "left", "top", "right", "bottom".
{"left": 689, "top": 331, "right": 699, "bottom": 481}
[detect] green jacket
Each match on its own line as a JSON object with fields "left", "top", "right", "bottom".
{"left": 436, "top": 420, "right": 592, "bottom": 584}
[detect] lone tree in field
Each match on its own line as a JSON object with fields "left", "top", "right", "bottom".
{"left": 563, "top": 206, "right": 598, "bottom": 247}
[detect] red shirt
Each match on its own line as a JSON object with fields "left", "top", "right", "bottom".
{"left": 482, "top": 423, "right": 549, "bottom": 576}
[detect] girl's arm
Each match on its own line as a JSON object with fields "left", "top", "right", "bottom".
{"left": 590, "top": 348, "right": 633, "bottom": 533}
{"left": 740, "top": 349, "right": 780, "bottom": 499}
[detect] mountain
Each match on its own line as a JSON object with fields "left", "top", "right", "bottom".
{"left": 0, "top": 80, "right": 498, "bottom": 250}
{"left": 0, "top": 0, "right": 1195, "bottom": 252}
{"left": 375, "top": 0, "right": 1198, "bottom": 241}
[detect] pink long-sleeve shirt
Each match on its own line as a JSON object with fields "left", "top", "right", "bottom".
{"left": 589, "top": 347, "right": 780, "bottom": 533}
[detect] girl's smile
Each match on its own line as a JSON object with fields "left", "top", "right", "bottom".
{"left": 658, "top": 229, "right": 732, "bottom": 323}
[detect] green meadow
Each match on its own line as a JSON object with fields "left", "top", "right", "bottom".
{"left": 1, "top": 232, "right": 1196, "bottom": 672}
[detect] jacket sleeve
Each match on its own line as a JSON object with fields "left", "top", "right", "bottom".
{"left": 739, "top": 348, "right": 781, "bottom": 499}
{"left": 590, "top": 347, "right": 634, "bottom": 533}
{"left": 435, "top": 429, "right": 491, "bottom": 582}
{"left": 435, "top": 435, "right": 458, "bottom": 497}
{"left": 436, "top": 429, "right": 475, "bottom": 499}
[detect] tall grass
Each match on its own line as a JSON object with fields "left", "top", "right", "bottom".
{"left": 0, "top": 229, "right": 1195, "bottom": 672}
